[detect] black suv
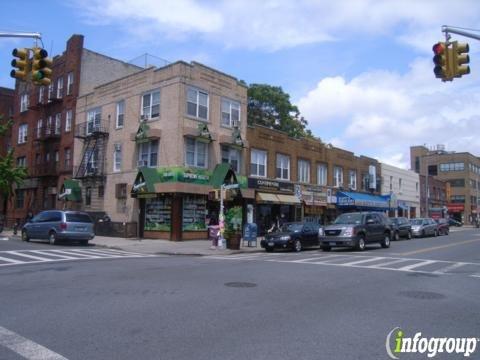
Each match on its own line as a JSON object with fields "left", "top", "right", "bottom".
{"left": 389, "top": 217, "right": 412, "bottom": 240}
{"left": 320, "top": 212, "right": 391, "bottom": 251}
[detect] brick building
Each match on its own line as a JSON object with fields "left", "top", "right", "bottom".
{"left": 8, "top": 34, "right": 141, "bottom": 225}
{"left": 0, "top": 87, "right": 14, "bottom": 216}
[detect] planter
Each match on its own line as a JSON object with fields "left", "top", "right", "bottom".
{"left": 227, "top": 232, "right": 241, "bottom": 250}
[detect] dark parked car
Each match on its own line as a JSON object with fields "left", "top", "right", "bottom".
{"left": 260, "top": 222, "right": 322, "bottom": 252}
{"left": 435, "top": 218, "right": 450, "bottom": 235}
{"left": 320, "top": 212, "right": 391, "bottom": 251}
{"left": 448, "top": 218, "right": 463, "bottom": 227}
{"left": 389, "top": 217, "right": 412, "bottom": 240}
{"left": 410, "top": 218, "right": 438, "bottom": 237}
{"left": 22, "top": 210, "right": 95, "bottom": 245}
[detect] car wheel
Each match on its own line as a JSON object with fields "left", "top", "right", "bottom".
{"left": 293, "top": 240, "right": 302, "bottom": 252}
{"left": 265, "top": 247, "right": 274, "bottom": 253}
{"left": 321, "top": 245, "right": 331, "bottom": 252}
{"left": 445, "top": 228, "right": 449, "bottom": 235}
{"left": 407, "top": 231, "right": 412, "bottom": 240}
{"left": 355, "top": 236, "right": 366, "bottom": 251}
{"left": 434, "top": 230, "right": 438, "bottom": 237}
{"left": 394, "top": 231, "right": 400, "bottom": 241}
{"left": 49, "top": 231, "right": 57, "bottom": 245}
{"left": 421, "top": 230, "right": 425, "bottom": 237}
{"left": 21, "top": 230, "right": 30, "bottom": 242}
{"left": 381, "top": 233, "right": 391, "bottom": 248}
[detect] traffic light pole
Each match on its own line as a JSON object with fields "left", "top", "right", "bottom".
{"left": 442, "top": 26, "right": 480, "bottom": 42}
{"left": 0, "top": 31, "right": 41, "bottom": 40}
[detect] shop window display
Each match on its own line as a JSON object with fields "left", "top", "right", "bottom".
{"left": 183, "top": 195, "right": 207, "bottom": 230}
{"left": 145, "top": 196, "right": 172, "bottom": 231}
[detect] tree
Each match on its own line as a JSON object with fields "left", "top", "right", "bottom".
{"left": 0, "top": 115, "right": 27, "bottom": 222}
{"left": 247, "top": 84, "right": 314, "bottom": 139}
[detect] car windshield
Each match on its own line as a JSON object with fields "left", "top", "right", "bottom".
{"left": 333, "top": 213, "right": 363, "bottom": 225}
{"left": 281, "top": 223, "right": 303, "bottom": 232}
{"left": 390, "top": 218, "right": 399, "bottom": 225}
{"left": 410, "top": 219, "right": 424, "bottom": 225}
{"left": 66, "top": 213, "right": 92, "bottom": 223}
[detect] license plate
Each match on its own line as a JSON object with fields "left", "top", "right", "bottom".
{"left": 75, "top": 227, "right": 86, "bottom": 231}
{"left": 268, "top": 242, "right": 274, "bottom": 246}
{"left": 329, "top": 242, "right": 336, "bottom": 246}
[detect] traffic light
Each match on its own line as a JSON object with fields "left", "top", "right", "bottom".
{"left": 31, "top": 47, "right": 52, "bottom": 86}
{"left": 432, "top": 42, "right": 452, "bottom": 81}
{"left": 10, "top": 48, "right": 30, "bottom": 81}
{"left": 451, "top": 41, "right": 470, "bottom": 78}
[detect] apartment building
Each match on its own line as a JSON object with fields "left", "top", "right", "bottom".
{"left": 73, "top": 61, "right": 248, "bottom": 240}
{"left": 411, "top": 145, "right": 479, "bottom": 223}
{"left": 9, "top": 34, "right": 141, "bottom": 224}
{"left": 0, "top": 87, "right": 14, "bottom": 216}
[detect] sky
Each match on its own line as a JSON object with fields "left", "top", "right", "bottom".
{"left": 1, "top": 0, "right": 480, "bottom": 169}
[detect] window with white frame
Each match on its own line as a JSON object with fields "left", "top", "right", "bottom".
{"left": 138, "top": 140, "right": 158, "bottom": 168}
{"left": 55, "top": 113, "right": 61, "bottom": 134}
{"left": 221, "top": 145, "right": 240, "bottom": 173}
{"left": 56, "top": 77, "right": 63, "bottom": 99}
{"left": 298, "top": 159, "right": 310, "bottom": 183}
{"left": 87, "top": 108, "right": 101, "bottom": 134}
{"left": 38, "top": 86, "right": 45, "bottom": 103}
{"left": 116, "top": 100, "right": 125, "bottom": 128}
{"left": 141, "top": 91, "right": 160, "bottom": 120}
{"left": 20, "top": 93, "right": 28, "bottom": 112}
{"left": 46, "top": 116, "right": 53, "bottom": 135}
{"left": 185, "top": 138, "right": 208, "bottom": 168}
{"left": 250, "top": 149, "right": 267, "bottom": 177}
{"left": 37, "top": 119, "right": 43, "bottom": 139}
{"left": 84, "top": 148, "right": 98, "bottom": 173}
{"left": 67, "top": 72, "right": 74, "bottom": 95}
{"left": 113, "top": 144, "right": 122, "bottom": 172}
{"left": 65, "top": 110, "right": 72, "bottom": 132}
{"left": 48, "top": 84, "right": 53, "bottom": 101}
{"left": 186, "top": 87, "right": 208, "bottom": 120}
{"left": 16, "top": 156, "right": 26, "bottom": 167}
{"left": 317, "top": 164, "right": 327, "bottom": 186}
{"left": 276, "top": 154, "right": 290, "bottom": 180}
{"left": 54, "top": 150, "right": 59, "bottom": 163}
{"left": 18, "top": 124, "right": 27, "bottom": 144}
{"left": 64, "top": 148, "right": 71, "bottom": 168}
{"left": 349, "top": 170, "right": 357, "bottom": 190}
{"left": 333, "top": 166, "right": 343, "bottom": 187}
{"left": 221, "top": 98, "right": 240, "bottom": 127}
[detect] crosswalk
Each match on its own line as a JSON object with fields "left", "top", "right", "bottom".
{"left": 0, "top": 248, "right": 155, "bottom": 267}
{"left": 206, "top": 252, "right": 480, "bottom": 279}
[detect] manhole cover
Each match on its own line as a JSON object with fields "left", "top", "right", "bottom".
{"left": 398, "top": 290, "right": 446, "bottom": 300}
{"left": 224, "top": 282, "right": 257, "bottom": 288}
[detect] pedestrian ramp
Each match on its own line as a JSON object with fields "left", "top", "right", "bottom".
{"left": 0, "top": 248, "right": 156, "bottom": 267}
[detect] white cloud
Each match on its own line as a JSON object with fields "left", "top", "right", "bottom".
{"left": 297, "top": 58, "right": 480, "bottom": 169}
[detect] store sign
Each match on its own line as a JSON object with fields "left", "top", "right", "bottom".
{"left": 447, "top": 203, "right": 465, "bottom": 212}
{"left": 301, "top": 185, "right": 327, "bottom": 206}
{"left": 338, "top": 196, "right": 355, "bottom": 206}
{"left": 159, "top": 167, "right": 210, "bottom": 185}
{"left": 247, "top": 178, "right": 294, "bottom": 193}
{"left": 337, "top": 195, "right": 388, "bottom": 209}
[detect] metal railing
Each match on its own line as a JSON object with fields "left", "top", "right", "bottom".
{"left": 75, "top": 120, "right": 110, "bottom": 139}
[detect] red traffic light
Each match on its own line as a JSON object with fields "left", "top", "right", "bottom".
{"left": 432, "top": 42, "right": 446, "bottom": 55}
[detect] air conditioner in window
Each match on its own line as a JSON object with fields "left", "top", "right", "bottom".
{"left": 114, "top": 144, "right": 121, "bottom": 151}
{"left": 140, "top": 114, "right": 149, "bottom": 121}
{"left": 137, "top": 160, "right": 148, "bottom": 167}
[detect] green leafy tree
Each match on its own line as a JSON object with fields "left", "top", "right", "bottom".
{"left": 247, "top": 84, "right": 314, "bottom": 139}
{"left": 0, "top": 115, "right": 27, "bottom": 221}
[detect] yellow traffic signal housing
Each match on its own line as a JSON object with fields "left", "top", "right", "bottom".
{"left": 451, "top": 41, "right": 470, "bottom": 78}
{"left": 432, "top": 42, "right": 453, "bottom": 81}
{"left": 10, "top": 48, "right": 30, "bottom": 81}
{"left": 31, "top": 47, "right": 53, "bottom": 86}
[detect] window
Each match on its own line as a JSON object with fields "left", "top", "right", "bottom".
{"left": 98, "top": 185, "right": 104, "bottom": 198}
{"left": 84, "top": 149, "right": 98, "bottom": 174}
{"left": 221, "top": 145, "right": 240, "bottom": 173}
{"left": 36, "top": 153, "right": 41, "bottom": 165}
{"left": 186, "top": 87, "right": 208, "bottom": 120}
{"left": 85, "top": 187, "right": 92, "bottom": 206}
{"left": 399, "top": 178, "right": 402, "bottom": 190}
{"left": 48, "top": 84, "right": 53, "bottom": 101}
{"left": 113, "top": 144, "right": 122, "bottom": 172}
{"left": 55, "top": 113, "right": 61, "bottom": 134}
{"left": 67, "top": 72, "right": 74, "bottom": 95}
{"left": 298, "top": 159, "right": 310, "bottom": 183}
{"left": 317, "top": 164, "right": 327, "bottom": 186}
{"left": 20, "top": 93, "right": 29, "bottom": 112}
{"left": 16, "top": 156, "right": 26, "bottom": 167}
{"left": 349, "top": 170, "right": 357, "bottom": 190}
{"left": 334, "top": 166, "right": 343, "bottom": 187}
{"left": 15, "top": 189, "right": 25, "bottom": 209}
{"left": 138, "top": 140, "right": 158, "bottom": 168}
{"left": 185, "top": 138, "right": 208, "bottom": 168}
{"left": 250, "top": 149, "right": 267, "bottom": 177}
{"left": 56, "top": 77, "right": 63, "bottom": 99}
{"left": 450, "top": 195, "right": 465, "bottom": 203}
{"left": 439, "top": 162, "right": 465, "bottom": 172}
{"left": 18, "top": 124, "right": 27, "bottom": 144}
{"left": 389, "top": 176, "right": 393, "bottom": 191}
{"left": 65, "top": 110, "right": 72, "bottom": 132}
{"left": 37, "top": 119, "right": 43, "bottom": 139}
{"left": 449, "top": 179, "right": 465, "bottom": 187}
{"left": 46, "top": 116, "right": 53, "bottom": 135}
{"left": 38, "top": 86, "right": 45, "bottom": 103}
{"left": 87, "top": 108, "right": 101, "bottom": 134}
{"left": 64, "top": 148, "right": 71, "bottom": 168}
{"left": 141, "top": 91, "right": 160, "bottom": 120}
{"left": 221, "top": 98, "right": 240, "bottom": 127}
{"left": 54, "top": 150, "right": 59, "bottom": 163}
{"left": 116, "top": 100, "right": 125, "bottom": 128}
{"left": 276, "top": 154, "right": 290, "bottom": 180}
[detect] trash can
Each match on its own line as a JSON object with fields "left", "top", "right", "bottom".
{"left": 227, "top": 232, "right": 241, "bottom": 250}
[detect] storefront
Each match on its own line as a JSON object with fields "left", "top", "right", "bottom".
{"left": 336, "top": 191, "right": 392, "bottom": 213}
{"left": 447, "top": 203, "right": 464, "bottom": 222}
{"left": 298, "top": 184, "right": 329, "bottom": 224}
{"left": 58, "top": 179, "right": 82, "bottom": 210}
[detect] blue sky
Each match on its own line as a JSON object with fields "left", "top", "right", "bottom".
{"left": 1, "top": 0, "right": 480, "bottom": 169}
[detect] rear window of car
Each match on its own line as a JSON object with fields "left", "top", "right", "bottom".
{"left": 66, "top": 213, "right": 92, "bottom": 223}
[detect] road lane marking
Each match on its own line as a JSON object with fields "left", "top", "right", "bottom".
{"left": 365, "top": 259, "right": 412, "bottom": 268}
{"left": 0, "top": 256, "right": 24, "bottom": 264}
{"left": 400, "top": 239, "right": 480, "bottom": 256}
{"left": 433, "top": 262, "right": 467, "bottom": 274}
{"left": 0, "top": 325, "right": 68, "bottom": 360}
{"left": 6, "top": 251, "right": 53, "bottom": 261}
{"left": 334, "top": 256, "right": 386, "bottom": 266}
{"left": 396, "top": 260, "right": 437, "bottom": 271}
{"left": 29, "top": 250, "right": 80, "bottom": 260}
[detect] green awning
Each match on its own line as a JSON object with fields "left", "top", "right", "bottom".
{"left": 210, "top": 163, "right": 237, "bottom": 188}
{"left": 132, "top": 167, "right": 162, "bottom": 194}
{"left": 63, "top": 179, "right": 82, "bottom": 202}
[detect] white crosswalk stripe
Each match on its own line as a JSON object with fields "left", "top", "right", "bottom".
{"left": 206, "top": 252, "right": 480, "bottom": 278}
{"left": 0, "top": 248, "right": 155, "bottom": 267}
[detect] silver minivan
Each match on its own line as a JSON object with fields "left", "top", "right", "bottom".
{"left": 22, "top": 210, "right": 95, "bottom": 245}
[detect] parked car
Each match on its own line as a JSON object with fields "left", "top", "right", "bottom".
{"left": 448, "top": 218, "right": 463, "bottom": 227}
{"left": 389, "top": 217, "right": 412, "bottom": 240}
{"left": 435, "top": 218, "right": 450, "bottom": 235}
{"left": 410, "top": 218, "right": 438, "bottom": 237}
{"left": 320, "top": 212, "right": 391, "bottom": 251}
{"left": 21, "top": 210, "right": 95, "bottom": 245}
{"left": 260, "top": 222, "right": 322, "bottom": 252}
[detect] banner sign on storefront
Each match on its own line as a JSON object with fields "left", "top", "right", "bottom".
{"left": 301, "top": 185, "right": 328, "bottom": 206}
{"left": 247, "top": 178, "right": 294, "bottom": 193}
{"left": 447, "top": 204, "right": 464, "bottom": 212}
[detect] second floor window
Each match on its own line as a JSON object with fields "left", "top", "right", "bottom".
{"left": 113, "top": 144, "right": 122, "bottom": 172}
{"left": 334, "top": 166, "right": 343, "bottom": 188}
{"left": 138, "top": 140, "right": 158, "bottom": 168}
{"left": 250, "top": 149, "right": 267, "bottom": 177}
{"left": 67, "top": 72, "right": 74, "bottom": 95}
{"left": 65, "top": 110, "right": 72, "bottom": 132}
{"left": 317, "top": 164, "right": 327, "bottom": 186}
{"left": 18, "top": 124, "right": 27, "bottom": 144}
{"left": 185, "top": 138, "right": 208, "bottom": 168}
{"left": 141, "top": 91, "right": 160, "bottom": 120}
{"left": 55, "top": 113, "right": 61, "bottom": 134}
{"left": 38, "top": 86, "right": 45, "bottom": 104}
{"left": 221, "top": 145, "right": 240, "bottom": 173}
{"left": 221, "top": 98, "right": 240, "bottom": 127}
{"left": 116, "top": 100, "right": 125, "bottom": 128}
{"left": 56, "top": 77, "right": 63, "bottom": 98}
{"left": 20, "top": 93, "right": 29, "bottom": 112}
{"left": 349, "top": 170, "right": 357, "bottom": 190}
{"left": 37, "top": 119, "right": 43, "bottom": 138}
{"left": 64, "top": 148, "right": 71, "bottom": 168}
{"left": 187, "top": 87, "right": 208, "bottom": 120}
{"left": 276, "top": 154, "right": 290, "bottom": 180}
{"left": 87, "top": 108, "right": 101, "bottom": 134}
{"left": 16, "top": 156, "right": 26, "bottom": 167}
{"left": 48, "top": 84, "right": 53, "bottom": 101}
{"left": 298, "top": 159, "right": 310, "bottom": 183}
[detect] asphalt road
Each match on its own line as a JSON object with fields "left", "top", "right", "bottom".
{"left": 1, "top": 227, "right": 479, "bottom": 360}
